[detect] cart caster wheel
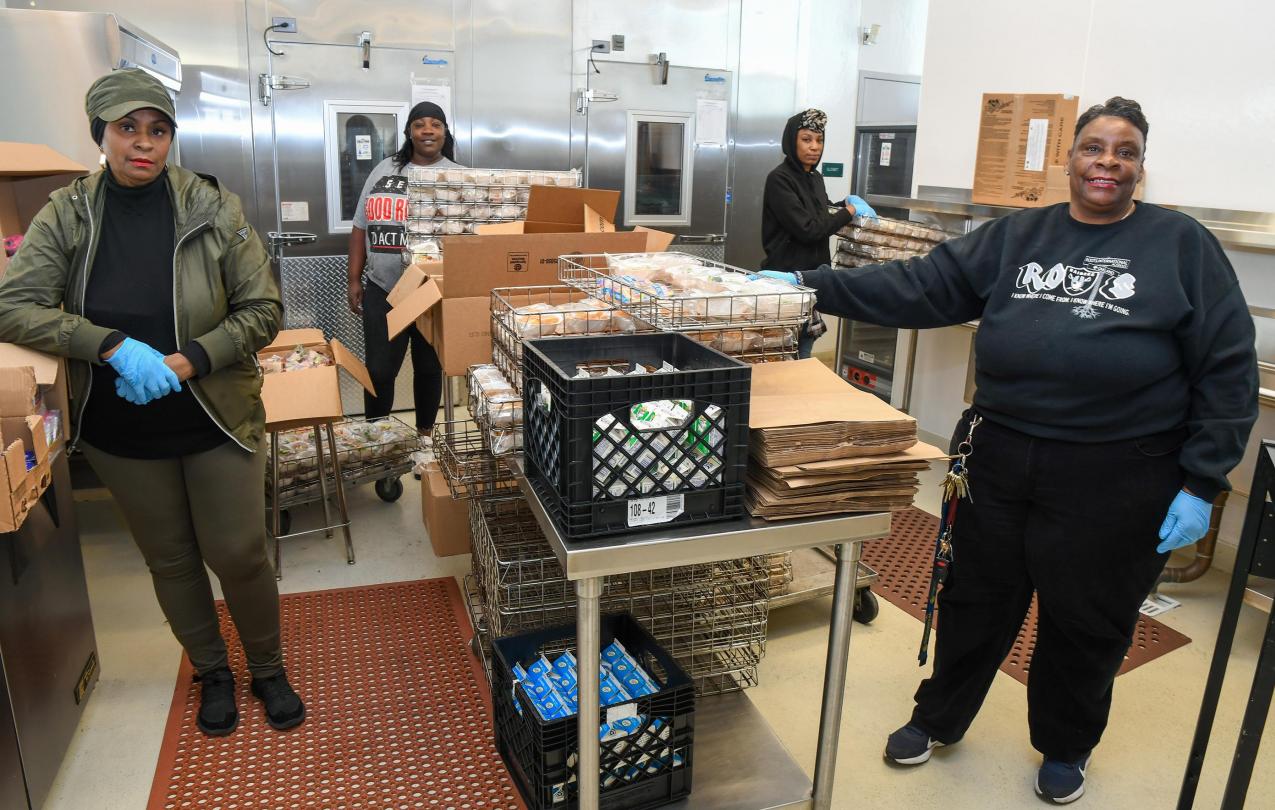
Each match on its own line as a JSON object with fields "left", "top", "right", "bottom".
{"left": 267, "top": 509, "right": 291, "bottom": 537}
{"left": 375, "top": 477, "right": 405, "bottom": 502}
{"left": 853, "top": 587, "right": 879, "bottom": 624}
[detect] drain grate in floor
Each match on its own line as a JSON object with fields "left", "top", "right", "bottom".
{"left": 862, "top": 507, "right": 1191, "bottom": 685}
{"left": 148, "top": 578, "right": 523, "bottom": 810}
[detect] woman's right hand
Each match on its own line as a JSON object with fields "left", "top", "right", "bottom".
{"left": 347, "top": 279, "right": 364, "bottom": 315}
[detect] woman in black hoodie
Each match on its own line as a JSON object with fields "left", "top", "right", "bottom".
{"left": 761, "top": 108, "right": 875, "bottom": 356}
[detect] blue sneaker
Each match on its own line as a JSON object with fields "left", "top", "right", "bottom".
{"left": 1035, "top": 755, "right": 1090, "bottom": 804}
{"left": 883, "top": 723, "right": 945, "bottom": 765}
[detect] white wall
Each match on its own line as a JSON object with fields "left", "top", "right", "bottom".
{"left": 858, "top": 0, "right": 929, "bottom": 77}
{"left": 914, "top": 0, "right": 1275, "bottom": 211}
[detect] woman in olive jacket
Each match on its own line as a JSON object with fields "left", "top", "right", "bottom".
{"left": 0, "top": 69, "right": 303, "bottom": 737}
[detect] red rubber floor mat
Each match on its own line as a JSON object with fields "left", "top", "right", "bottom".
{"left": 861, "top": 508, "right": 1191, "bottom": 685}
{"left": 148, "top": 578, "right": 524, "bottom": 810}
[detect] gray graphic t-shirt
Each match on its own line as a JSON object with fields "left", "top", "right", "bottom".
{"left": 354, "top": 155, "right": 462, "bottom": 292}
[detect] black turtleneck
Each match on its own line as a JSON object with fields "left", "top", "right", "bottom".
{"left": 80, "top": 169, "right": 227, "bottom": 458}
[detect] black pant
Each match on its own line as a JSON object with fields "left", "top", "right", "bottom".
{"left": 911, "top": 411, "right": 1182, "bottom": 762}
{"left": 361, "top": 280, "right": 443, "bottom": 431}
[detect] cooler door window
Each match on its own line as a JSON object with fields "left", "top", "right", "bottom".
{"left": 323, "top": 101, "right": 407, "bottom": 233}
{"left": 624, "top": 111, "right": 694, "bottom": 227}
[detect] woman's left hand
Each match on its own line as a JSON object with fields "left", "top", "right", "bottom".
{"left": 1156, "top": 489, "right": 1212, "bottom": 553}
{"left": 164, "top": 353, "right": 196, "bottom": 383}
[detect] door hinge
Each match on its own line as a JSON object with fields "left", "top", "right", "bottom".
{"left": 258, "top": 74, "right": 311, "bottom": 106}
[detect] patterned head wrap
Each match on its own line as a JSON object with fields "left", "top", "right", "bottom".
{"left": 798, "top": 108, "right": 827, "bottom": 134}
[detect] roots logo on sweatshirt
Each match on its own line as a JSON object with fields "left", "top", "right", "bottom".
{"left": 1013, "top": 256, "right": 1136, "bottom": 319}
{"left": 363, "top": 174, "right": 409, "bottom": 254}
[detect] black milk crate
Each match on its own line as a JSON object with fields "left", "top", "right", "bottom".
{"left": 522, "top": 333, "right": 750, "bottom": 540}
{"left": 492, "top": 613, "right": 695, "bottom": 810}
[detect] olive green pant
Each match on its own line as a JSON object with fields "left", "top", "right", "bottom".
{"left": 83, "top": 439, "right": 283, "bottom": 679}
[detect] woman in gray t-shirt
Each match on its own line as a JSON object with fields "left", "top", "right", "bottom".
{"left": 347, "top": 101, "right": 461, "bottom": 443}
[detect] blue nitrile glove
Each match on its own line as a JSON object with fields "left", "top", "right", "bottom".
{"left": 1156, "top": 489, "right": 1212, "bottom": 553}
{"left": 756, "top": 270, "right": 799, "bottom": 285}
{"left": 106, "top": 337, "right": 181, "bottom": 403}
{"left": 846, "top": 194, "right": 878, "bottom": 219}
{"left": 114, "top": 376, "right": 150, "bottom": 406}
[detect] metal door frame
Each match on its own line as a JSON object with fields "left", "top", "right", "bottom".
{"left": 321, "top": 99, "right": 410, "bottom": 234}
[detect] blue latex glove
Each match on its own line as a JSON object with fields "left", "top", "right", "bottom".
{"left": 1156, "top": 489, "right": 1212, "bottom": 553}
{"left": 846, "top": 194, "right": 878, "bottom": 219}
{"left": 106, "top": 337, "right": 180, "bottom": 403}
{"left": 114, "top": 375, "right": 150, "bottom": 406}
{"left": 756, "top": 270, "right": 799, "bottom": 285}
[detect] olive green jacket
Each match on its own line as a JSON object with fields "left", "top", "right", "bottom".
{"left": 0, "top": 165, "right": 282, "bottom": 451}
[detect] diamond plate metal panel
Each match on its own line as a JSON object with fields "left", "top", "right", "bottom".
{"left": 279, "top": 255, "right": 415, "bottom": 415}
{"left": 670, "top": 243, "right": 726, "bottom": 264}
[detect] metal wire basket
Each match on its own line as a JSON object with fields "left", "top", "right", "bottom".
{"left": 490, "top": 285, "right": 653, "bottom": 392}
{"left": 469, "top": 495, "right": 770, "bottom": 695}
{"left": 265, "top": 416, "right": 418, "bottom": 506}
{"left": 558, "top": 252, "right": 816, "bottom": 333}
{"left": 431, "top": 419, "right": 518, "bottom": 499}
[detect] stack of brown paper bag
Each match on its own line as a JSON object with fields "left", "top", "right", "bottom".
{"left": 746, "top": 359, "right": 947, "bottom": 519}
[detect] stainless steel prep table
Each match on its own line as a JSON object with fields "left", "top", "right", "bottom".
{"left": 509, "top": 457, "right": 893, "bottom": 810}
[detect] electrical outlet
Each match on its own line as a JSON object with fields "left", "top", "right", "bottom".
{"left": 611, "top": 34, "right": 625, "bottom": 52}
{"left": 271, "top": 17, "right": 297, "bottom": 34}
{"left": 591, "top": 39, "right": 610, "bottom": 53}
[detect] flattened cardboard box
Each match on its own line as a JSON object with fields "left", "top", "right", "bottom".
{"left": 421, "top": 462, "right": 471, "bottom": 557}
{"left": 971, "top": 93, "right": 1079, "bottom": 207}
{"left": 258, "top": 328, "right": 375, "bottom": 429}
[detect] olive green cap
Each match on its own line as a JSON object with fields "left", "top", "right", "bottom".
{"left": 85, "top": 68, "right": 175, "bottom": 124}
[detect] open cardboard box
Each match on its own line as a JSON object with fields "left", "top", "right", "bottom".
{"left": 0, "top": 343, "right": 71, "bottom": 448}
{"left": 0, "top": 142, "right": 89, "bottom": 276}
{"left": 0, "top": 413, "right": 52, "bottom": 533}
{"left": 258, "top": 328, "right": 376, "bottom": 430}
{"left": 386, "top": 186, "right": 672, "bottom": 376}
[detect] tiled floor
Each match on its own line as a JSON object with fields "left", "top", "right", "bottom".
{"left": 44, "top": 459, "right": 1275, "bottom": 809}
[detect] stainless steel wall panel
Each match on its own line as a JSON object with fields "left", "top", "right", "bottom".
{"left": 462, "top": 0, "right": 573, "bottom": 171}
{"left": 724, "top": 4, "right": 798, "bottom": 270}
{"left": 177, "top": 65, "right": 262, "bottom": 227}
{"left": 263, "top": 0, "right": 454, "bottom": 49}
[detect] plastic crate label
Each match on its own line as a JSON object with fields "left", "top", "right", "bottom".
{"left": 626, "top": 494, "right": 685, "bottom": 527}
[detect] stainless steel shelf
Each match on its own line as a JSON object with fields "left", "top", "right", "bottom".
{"left": 507, "top": 457, "right": 893, "bottom": 582}
{"left": 664, "top": 691, "right": 812, "bottom": 809}
{"left": 768, "top": 547, "right": 877, "bottom": 611}
{"left": 865, "top": 188, "right": 1275, "bottom": 252}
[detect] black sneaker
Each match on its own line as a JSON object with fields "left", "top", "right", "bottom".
{"left": 1035, "top": 754, "right": 1090, "bottom": 804}
{"left": 250, "top": 669, "right": 306, "bottom": 731}
{"left": 195, "top": 667, "right": 238, "bottom": 737}
{"left": 883, "top": 723, "right": 945, "bottom": 765}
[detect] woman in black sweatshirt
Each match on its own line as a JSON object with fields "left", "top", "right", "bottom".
{"left": 764, "top": 97, "right": 1258, "bottom": 804}
{"left": 760, "top": 108, "right": 873, "bottom": 357}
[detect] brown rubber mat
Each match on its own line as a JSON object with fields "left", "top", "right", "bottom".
{"left": 861, "top": 507, "right": 1191, "bottom": 685}
{"left": 148, "top": 578, "right": 524, "bottom": 810}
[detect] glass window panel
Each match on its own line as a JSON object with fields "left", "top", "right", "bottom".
{"left": 337, "top": 112, "right": 399, "bottom": 221}
{"left": 633, "top": 121, "right": 685, "bottom": 216}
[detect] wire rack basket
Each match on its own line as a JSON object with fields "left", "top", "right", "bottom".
{"left": 469, "top": 495, "right": 770, "bottom": 695}
{"left": 490, "top": 285, "right": 654, "bottom": 393}
{"left": 767, "top": 552, "right": 794, "bottom": 597}
{"left": 431, "top": 418, "right": 518, "bottom": 499}
{"left": 558, "top": 252, "right": 816, "bottom": 333}
{"left": 265, "top": 416, "right": 418, "bottom": 507}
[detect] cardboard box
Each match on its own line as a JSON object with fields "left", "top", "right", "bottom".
{"left": 386, "top": 186, "right": 671, "bottom": 377}
{"left": 0, "top": 142, "right": 89, "bottom": 276}
{"left": 0, "top": 344, "right": 70, "bottom": 446}
{"left": 1040, "top": 164, "right": 1146, "bottom": 206}
{"left": 0, "top": 413, "right": 52, "bottom": 532}
{"left": 421, "top": 462, "right": 471, "bottom": 557}
{"left": 971, "top": 94, "right": 1079, "bottom": 207}
{"left": 258, "top": 328, "right": 375, "bottom": 430}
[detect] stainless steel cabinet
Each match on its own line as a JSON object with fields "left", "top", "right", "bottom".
{"left": 0, "top": 449, "right": 99, "bottom": 810}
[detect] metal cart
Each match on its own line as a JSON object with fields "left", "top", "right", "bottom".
{"left": 508, "top": 456, "right": 892, "bottom": 810}
{"left": 769, "top": 549, "right": 882, "bottom": 624}
{"left": 265, "top": 415, "right": 417, "bottom": 575}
